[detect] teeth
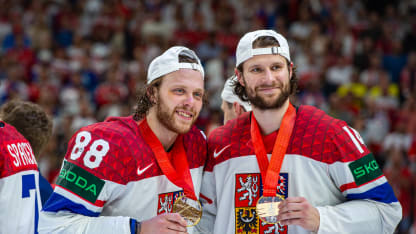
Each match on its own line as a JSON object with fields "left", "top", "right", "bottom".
{"left": 177, "top": 111, "right": 192, "bottom": 118}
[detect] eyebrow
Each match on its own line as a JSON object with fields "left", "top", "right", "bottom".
{"left": 247, "top": 61, "right": 285, "bottom": 69}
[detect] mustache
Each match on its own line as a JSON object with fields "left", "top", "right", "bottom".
{"left": 255, "top": 82, "right": 282, "bottom": 91}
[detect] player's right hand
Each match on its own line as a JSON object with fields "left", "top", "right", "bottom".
{"left": 139, "top": 213, "right": 188, "bottom": 234}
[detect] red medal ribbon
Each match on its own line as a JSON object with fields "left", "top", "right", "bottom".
{"left": 138, "top": 118, "right": 197, "bottom": 200}
{"left": 250, "top": 104, "right": 296, "bottom": 196}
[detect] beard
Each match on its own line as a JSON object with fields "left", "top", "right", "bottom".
{"left": 155, "top": 93, "right": 198, "bottom": 134}
{"left": 243, "top": 76, "right": 291, "bottom": 110}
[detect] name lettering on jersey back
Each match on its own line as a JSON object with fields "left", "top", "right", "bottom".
{"left": 6, "top": 141, "right": 37, "bottom": 169}
{"left": 56, "top": 160, "right": 105, "bottom": 203}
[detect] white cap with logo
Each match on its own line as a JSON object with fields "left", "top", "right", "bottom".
{"left": 221, "top": 75, "right": 252, "bottom": 112}
{"left": 235, "top": 30, "right": 291, "bottom": 67}
{"left": 147, "top": 46, "right": 205, "bottom": 84}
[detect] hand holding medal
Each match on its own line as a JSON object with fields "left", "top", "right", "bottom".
{"left": 172, "top": 195, "right": 202, "bottom": 226}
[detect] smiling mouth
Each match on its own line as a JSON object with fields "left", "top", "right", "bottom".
{"left": 176, "top": 110, "right": 193, "bottom": 119}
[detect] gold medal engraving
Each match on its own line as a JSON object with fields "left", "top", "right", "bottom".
{"left": 256, "top": 195, "right": 284, "bottom": 224}
{"left": 172, "top": 195, "right": 203, "bottom": 227}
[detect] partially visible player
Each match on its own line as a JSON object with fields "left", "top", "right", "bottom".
{"left": 39, "top": 46, "right": 207, "bottom": 234}
{"left": 220, "top": 75, "right": 252, "bottom": 124}
{"left": 0, "top": 101, "right": 43, "bottom": 233}
{"left": 0, "top": 100, "right": 53, "bottom": 205}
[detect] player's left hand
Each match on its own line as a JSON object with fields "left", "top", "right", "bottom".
{"left": 277, "top": 197, "right": 320, "bottom": 232}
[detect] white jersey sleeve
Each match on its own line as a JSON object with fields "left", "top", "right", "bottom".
{"left": 314, "top": 124, "right": 402, "bottom": 234}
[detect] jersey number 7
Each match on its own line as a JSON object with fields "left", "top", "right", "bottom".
{"left": 22, "top": 174, "right": 39, "bottom": 234}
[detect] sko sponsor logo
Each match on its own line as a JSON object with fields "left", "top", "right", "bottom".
{"left": 349, "top": 154, "right": 383, "bottom": 186}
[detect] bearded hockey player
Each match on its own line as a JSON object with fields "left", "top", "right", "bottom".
{"left": 196, "top": 30, "right": 402, "bottom": 234}
{"left": 40, "top": 46, "right": 207, "bottom": 234}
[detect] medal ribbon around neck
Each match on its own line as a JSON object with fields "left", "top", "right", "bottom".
{"left": 250, "top": 103, "right": 296, "bottom": 196}
{"left": 138, "top": 118, "right": 197, "bottom": 200}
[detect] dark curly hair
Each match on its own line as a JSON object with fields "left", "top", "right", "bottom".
{"left": 234, "top": 36, "right": 298, "bottom": 102}
{"left": 133, "top": 55, "right": 207, "bottom": 120}
{"left": 0, "top": 99, "right": 52, "bottom": 156}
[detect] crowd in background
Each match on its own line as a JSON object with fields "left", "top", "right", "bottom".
{"left": 0, "top": 0, "right": 415, "bottom": 233}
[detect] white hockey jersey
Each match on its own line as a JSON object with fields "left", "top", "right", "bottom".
{"left": 197, "top": 105, "right": 402, "bottom": 234}
{"left": 0, "top": 121, "right": 41, "bottom": 234}
{"left": 39, "top": 116, "right": 207, "bottom": 234}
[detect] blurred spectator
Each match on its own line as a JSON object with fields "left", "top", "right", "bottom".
{"left": 400, "top": 51, "right": 416, "bottom": 101}
{"left": 360, "top": 53, "right": 384, "bottom": 87}
{"left": 325, "top": 56, "right": 354, "bottom": 95}
{"left": 196, "top": 31, "right": 223, "bottom": 63}
{"left": 367, "top": 71, "right": 400, "bottom": 111}
{"left": 384, "top": 148, "right": 412, "bottom": 234}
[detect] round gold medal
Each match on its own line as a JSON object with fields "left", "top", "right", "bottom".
{"left": 172, "top": 195, "right": 203, "bottom": 227}
{"left": 256, "top": 195, "right": 284, "bottom": 224}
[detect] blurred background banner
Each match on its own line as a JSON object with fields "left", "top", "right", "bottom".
{"left": 0, "top": 1, "right": 415, "bottom": 232}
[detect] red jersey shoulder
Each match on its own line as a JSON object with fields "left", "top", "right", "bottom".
{"left": 206, "top": 112, "right": 252, "bottom": 170}
{"left": 0, "top": 122, "right": 38, "bottom": 178}
{"left": 183, "top": 126, "right": 207, "bottom": 169}
{"left": 289, "top": 105, "right": 370, "bottom": 163}
{"left": 64, "top": 116, "right": 142, "bottom": 184}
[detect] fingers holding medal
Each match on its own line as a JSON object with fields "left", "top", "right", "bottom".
{"left": 256, "top": 195, "right": 285, "bottom": 224}
{"left": 172, "top": 196, "right": 203, "bottom": 227}
{"left": 276, "top": 197, "right": 320, "bottom": 232}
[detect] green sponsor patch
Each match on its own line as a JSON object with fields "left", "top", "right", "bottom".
{"left": 56, "top": 160, "right": 105, "bottom": 203}
{"left": 349, "top": 154, "right": 383, "bottom": 186}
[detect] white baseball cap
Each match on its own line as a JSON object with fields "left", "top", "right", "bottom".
{"left": 147, "top": 46, "right": 204, "bottom": 84}
{"left": 221, "top": 75, "right": 252, "bottom": 112}
{"left": 236, "top": 30, "right": 291, "bottom": 67}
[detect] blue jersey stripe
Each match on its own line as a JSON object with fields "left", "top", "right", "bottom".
{"left": 346, "top": 182, "right": 398, "bottom": 203}
{"left": 42, "top": 193, "right": 100, "bottom": 217}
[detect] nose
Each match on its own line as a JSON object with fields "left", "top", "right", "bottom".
{"left": 183, "top": 93, "right": 195, "bottom": 106}
{"left": 262, "top": 69, "right": 274, "bottom": 84}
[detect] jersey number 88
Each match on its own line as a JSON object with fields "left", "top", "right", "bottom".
{"left": 70, "top": 131, "right": 110, "bottom": 169}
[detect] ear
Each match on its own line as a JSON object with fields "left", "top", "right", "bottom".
{"left": 235, "top": 68, "right": 245, "bottom": 87}
{"left": 147, "top": 86, "right": 158, "bottom": 104}
{"left": 233, "top": 102, "right": 244, "bottom": 116}
{"left": 289, "top": 62, "right": 293, "bottom": 79}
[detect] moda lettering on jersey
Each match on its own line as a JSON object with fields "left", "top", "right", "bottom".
{"left": 251, "top": 104, "right": 296, "bottom": 224}
{"left": 138, "top": 118, "right": 202, "bottom": 226}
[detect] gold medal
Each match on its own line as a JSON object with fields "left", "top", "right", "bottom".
{"left": 256, "top": 195, "right": 284, "bottom": 224}
{"left": 172, "top": 195, "right": 203, "bottom": 227}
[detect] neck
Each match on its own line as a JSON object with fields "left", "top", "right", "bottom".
{"left": 252, "top": 100, "right": 290, "bottom": 135}
{"left": 145, "top": 112, "right": 178, "bottom": 151}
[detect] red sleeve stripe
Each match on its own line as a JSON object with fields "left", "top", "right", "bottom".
{"left": 55, "top": 184, "right": 106, "bottom": 207}
{"left": 340, "top": 175, "right": 384, "bottom": 192}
